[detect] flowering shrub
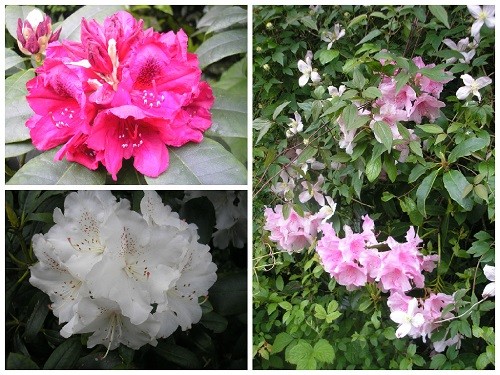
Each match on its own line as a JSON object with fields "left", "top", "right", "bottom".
{"left": 253, "top": 5, "right": 494, "bottom": 370}
{"left": 6, "top": 5, "right": 247, "bottom": 184}
{"left": 6, "top": 190, "right": 247, "bottom": 369}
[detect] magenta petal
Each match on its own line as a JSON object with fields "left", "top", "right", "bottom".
{"left": 133, "top": 133, "right": 169, "bottom": 178}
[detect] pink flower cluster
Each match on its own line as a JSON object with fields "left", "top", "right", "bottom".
{"left": 388, "top": 291, "right": 458, "bottom": 351}
{"left": 263, "top": 205, "right": 324, "bottom": 253}
{"left": 316, "top": 215, "right": 438, "bottom": 291}
{"left": 25, "top": 11, "right": 214, "bottom": 180}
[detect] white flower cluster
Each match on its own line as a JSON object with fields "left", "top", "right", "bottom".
{"left": 29, "top": 191, "right": 217, "bottom": 353}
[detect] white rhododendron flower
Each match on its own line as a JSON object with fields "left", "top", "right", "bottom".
{"left": 298, "top": 50, "right": 321, "bottom": 87}
{"left": 30, "top": 191, "right": 217, "bottom": 354}
{"left": 482, "top": 264, "right": 495, "bottom": 298}
{"left": 467, "top": 5, "right": 495, "bottom": 37}
{"left": 456, "top": 74, "right": 492, "bottom": 102}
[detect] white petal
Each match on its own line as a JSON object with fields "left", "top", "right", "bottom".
{"left": 297, "top": 59, "right": 309, "bottom": 73}
{"left": 299, "top": 74, "right": 309, "bottom": 87}
{"left": 412, "top": 313, "right": 425, "bottom": 328}
{"left": 390, "top": 310, "right": 406, "bottom": 324}
{"left": 461, "top": 74, "right": 474, "bottom": 86}
{"left": 442, "top": 38, "right": 458, "bottom": 50}
{"left": 395, "top": 322, "right": 412, "bottom": 338}
{"left": 456, "top": 86, "right": 471, "bottom": 100}
{"left": 482, "top": 282, "right": 495, "bottom": 298}
{"left": 467, "top": 5, "right": 482, "bottom": 18}
{"left": 485, "top": 17, "right": 495, "bottom": 28}
{"left": 483, "top": 5, "right": 495, "bottom": 17}
{"left": 483, "top": 265, "right": 495, "bottom": 281}
{"left": 311, "top": 71, "right": 321, "bottom": 83}
{"left": 476, "top": 76, "right": 492, "bottom": 89}
{"left": 471, "top": 20, "right": 484, "bottom": 37}
{"left": 299, "top": 190, "right": 312, "bottom": 203}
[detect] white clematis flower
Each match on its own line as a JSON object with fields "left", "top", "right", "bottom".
{"left": 442, "top": 37, "right": 476, "bottom": 64}
{"left": 390, "top": 298, "right": 425, "bottom": 338}
{"left": 286, "top": 111, "right": 304, "bottom": 138}
{"left": 467, "top": 5, "right": 495, "bottom": 37}
{"left": 321, "top": 23, "right": 345, "bottom": 49}
{"left": 482, "top": 264, "right": 495, "bottom": 298}
{"left": 318, "top": 196, "right": 337, "bottom": 222}
{"left": 328, "top": 84, "right": 346, "bottom": 98}
{"left": 298, "top": 50, "right": 321, "bottom": 87}
{"left": 456, "top": 74, "right": 492, "bottom": 102}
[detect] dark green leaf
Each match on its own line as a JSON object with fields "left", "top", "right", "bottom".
{"left": 8, "top": 148, "right": 107, "bottom": 185}
{"left": 448, "top": 137, "right": 490, "bottom": 163}
{"left": 207, "top": 87, "right": 247, "bottom": 139}
{"left": 373, "top": 121, "right": 393, "bottom": 151}
{"left": 366, "top": 154, "right": 382, "bottom": 182}
{"left": 197, "top": 29, "right": 247, "bottom": 69}
{"left": 296, "top": 146, "right": 317, "bottom": 165}
{"left": 430, "top": 353, "right": 447, "bottom": 369}
{"left": 43, "top": 338, "right": 82, "bottom": 369}
{"left": 145, "top": 138, "right": 247, "bottom": 185}
{"left": 7, "top": 353, "right": 39, "bottom": 370}
{"left": 273, "top": 101, "right": 291, "bottom": 120}
{"left": 443, "top": 170, "right": 474, "bottom": 210}
{"left": 200, "top": 311, "right": 228, "bottom": 333}
{"left": 24, "top": 293, "right": 50, "bottom": 342}
{"left": 154, "top": 342, "right": 202, "bottom": 369}
{"left": 319, "top": 50, "right": 339, "bottom": 65}
{"left": 5, "top": 141, "right": 35, "bottom": 158}
{"left": 428, "top": 5, "right": 450, "bottom": 28}
{"left": 205, "top": 6, "right": 247, "bottom": 34}
{"left": 416, "top": 168, "right": 440, "bottom": 216}
{"left": 356, "top": 29, "right": 382, "bottom": 45}
{"left": 209, "top": 272, "right": 247, "bottom": 315}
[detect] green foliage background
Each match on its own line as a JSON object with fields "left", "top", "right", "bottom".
{"left": 253, "top": 5, "right": 494, "bottom": 370}
{"left": 5, "top": 190, "right": 247, "bottom": 369}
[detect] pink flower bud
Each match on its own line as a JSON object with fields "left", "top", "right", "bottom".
{"left": 17, "top": 8, "right": 61, "bottom": 56}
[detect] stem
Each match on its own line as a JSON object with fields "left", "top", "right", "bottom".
{"left": 433, "top": 296, "right": 488, "bottom": 324}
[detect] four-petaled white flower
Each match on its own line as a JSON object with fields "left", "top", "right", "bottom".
{"left": 442, "top": 37, "right": 476, "bottom": 64}
{"left": 30, "top": 191, "right": 218, "bottom": 354}
{"left": 328, "top": 84, "right": 346, "bottom": 98}
{"left": 321, "top": 23, "right": 345, "bottom": 49}
{"left": 390, "top": 298, "right": 425, "bottom": 338}
{"left": 456, "top": 74, "right": 492, "bottom": 102}
{"left": 286, "top": 111, "right": 304, "bottom": 137}
{"left": 298, "top": 50, "right": 321, "bottom": 87}
{"left": 318, "top": 196, "right": 337, "bottom": 222}
{"left": 467, "top": 5, "right": 495, "bottom": 37}
{"left": 482, "top": 264, "right": 495, "bottom": 298}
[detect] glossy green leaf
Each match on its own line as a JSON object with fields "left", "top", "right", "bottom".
{"left": 273, "top": 101, "right": 291, "bottom": 121}
{"left": 428, "top": 5, "right": 450, "bottom": 28}
{"left": 58, "top": 5, "right": 126, "bottom": 42}
{"left": 7, "top": 353, "right": 39, "bottom": 370}
{"left": 443, "top": 170, "right": 474, "bottom": 210}
{"left": 373, "top": 121, "right": 393, "bottom": 152}
{"left": 319, "top": 49, "right": 339, "bottom": 65}
{"left": 24, "top": 293, "right": 49, "bottom": 342}
{"left": 5, "top": 49, "right": 26, "bottom": 71}
{"left": 209, "top": 272, "right": 247, "bottom": 315}
{"left": 356, "top": 29, "right": 382, "bottom": 45}
{"left": 200, "top": 311, "right": 228, "bottom": 333}
{"left": 416, "top": 168, "right": 440, "bottom": 216}
{"left": 253, "top": 118, "right": 273, "bottom": 144}
{"left": 366, "top": 155, "right": 382, "bottom": 182}
{"left": 5, "top": 69, "right": 35, "bottom": 144}
{"left": 448, "top": 136, "right": 490, "bottom": 163}
{"left": 145, "top": 138, "right": 246, "bottom": 185}
{"left": 5, "top": 142, "right": 35, "bottom": 158}
{"left": 342, "top": 104, "right": 370, "bottom": 132}
{"left": 154, "top": 342, "right": 201, "bottom": 369}
{"left": 417, "top": 124, "right": 444, "bottom": 134}
{"left": 43, "top": 338, "right": 82, "bottom": 369}
{"left": 207, "top": 87, "right": 247, "bottom": 139}
{"left": 8, "top": 148, "right": 107, "bottom": 185}
{"left": 206, "top": 6, "right": 247, "bottom": 34}
{"left": 197, "top": 29, "right": 247, "bottom": 69}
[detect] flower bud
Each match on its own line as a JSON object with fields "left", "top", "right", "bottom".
{"left": 17, "top": 8, "right": 61, "bottom": 57}
{"left": 263, "top": 63, "right": 270, "bottom": 71}
{"left": 266, "top": 22, "right": 273, "bottom": 30}
{"left": 256, "top": 46, "right": 262, "bottom": 53}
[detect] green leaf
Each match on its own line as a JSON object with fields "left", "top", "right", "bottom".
{"left": 428, "top": 5, "right": 450, "bottom": 28}
{"left": 362, "top": 86, "right": 382, "bottom": 99}
{"left": 348, "top": 14, "right": 368, "bottom": 29}
{"left": 443, "top": 170, "right": 474, "bottom": 210}
{"left": 209, "top": 272, "right": 246, "bottom": 315}
{"left": 24, "top": 294, "right": 49, "bottom": 342}
{"left": 417, "top": 124, "right": 444, "bottom": 134}
{"left": 154, "top": 342, "right": 202, "bottom": 369}
{"left": 313, "top": 339, "right": 335, "bottom": 363}
{"left": 476, "top": 352, "right": 491, "bottom": 370}
{"left": 419, "top": 66, "right": 452, "bottom": 82}
{"left": 5, "top": 69, "right": 35, "bottom": 143}
{"left": 272, "top": 333, "right": 294, "bottom": 354}
{"left": 342, "top": 104, "right": 370, "bottom": 132}
{"left": 448, "top": 137, "right": 490, "bottom": 163}
{"left": 273, "top": 101, "right": 291, "bottom": 120}
{"left": 373, "top": 121, "right": 393, "bottom": 151}
{"left": 7, "top": 353, "right": 39, "bottom": 370}
{"left": 409, "top": 163, "right": 431, "bottom": 183}
{"left": 430, "top": 353, "right": 447, "bottom": 369}
{"left": 272, "top": 51, "right": 285, "bottom": 66}
{"left": 8, "top": 148, "right": 107, "bottom": 185}
{"left": 416, "top": 168, "right": 440, "bottom": 217}
{"left": 207, "top": 87, "right": 247, "bottom": 139}
{"left": 253, "top": 118, "right": 273, "bottom": 144}
{"left": 205, "top": 6, "right": 247, "bottom": 34}
{"left": 286, "top": 340, "right": 315, "bottom": 369}
{"left": 200, "top": 311, "right": 228, "bottom": 333}
{"left": 5, "top": 49, "right": 26, "bottom": 71}
{"left": 474, "top": 184, "right": 489, "bottom": 201}
{"left": 366, "top": 154, "right": 382, "bottom": 182}
{"left": 296, "top": 146, "right": 317, "bottom": 165}
{"left": 300, "top": 16, "right": 317, "bottom": 31}
{"left": 279, "top": 301, "right": 292, "bottom": 311}
{"left": 319, "top": 49, "right": 339, "bottom": 65}
{"left": 356, "top": 29, "right": 382, "bottom": 45}
{"left": 5, "top": 5, "right": 37, "bottom": 39}
{"left": 146, "top": 138, "right": 246, "bottom": 185}
{"left": 197, "top": 29, "right": 247, "bottom": 69}
{"left": 43, "top": 338, "right": 82, "bottom": 369}
{"left": 58, "top": 5, "right": 126, "bottom": 42}
{"left": 211, "top": 57, "right": 247, "bottom": 92}
{"left": 5, "top": 142, "right": 35, "bottom": 158}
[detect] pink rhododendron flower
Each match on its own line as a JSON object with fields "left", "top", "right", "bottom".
{"left": 25, "top": 11, "right": 214, "bottom": 180}
{"left": 17, "top": 8, "right": 61, "bottom": 57}
{"left": 408, "top": 93, "right": 445, "bottom": 124}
